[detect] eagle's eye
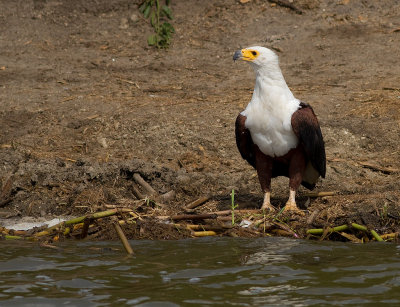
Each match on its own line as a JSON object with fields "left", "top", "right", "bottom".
{"left": 251, "top": 51, "right": 258, "bottom": 56}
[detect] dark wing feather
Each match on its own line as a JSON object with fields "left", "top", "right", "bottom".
{"left": 291, "top": 102, "right": 326, "bottom": 177}
{"left": 235, "top": 113, "right": 256, "bottom": 168}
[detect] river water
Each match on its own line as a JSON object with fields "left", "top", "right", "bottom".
{"left": 1, "top": 237, "right": 399, "bottom": 306}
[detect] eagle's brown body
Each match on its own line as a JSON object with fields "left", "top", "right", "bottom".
{"left": 235, "top": 102, "right": 326, "bottom": 211}
{"left": 233, "top": 46, "right": 326, "bottom": 213}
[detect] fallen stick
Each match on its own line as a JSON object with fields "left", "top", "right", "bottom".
{"left": 133, "top": 173, "right": 157, "bottom": 196}
{"left": 306, "top": 209, "right": 320, "bottom": 225}
{"left": 306, "top": 225, "right": 349, "bottom": 235}
{"left": 159, "top": 190, "right": 175, "bottom": 202}
{"left": 34, "top": 208, "right": 133, "bottom": 237}
{"left": 217, "top": 216, "right": 232, "bottom": 222}
{"left": 352, "top": 223, "right": 384, "bottom": 242}
{"left": 131, "top": 183, "right": 145, "bottom": 199}
{"left": 271, "top": 229, "right": 293, "bottom": 237}
{"left": 171, "top": 213, "right": 218, "bottom": 221}
{"left": 193, "top": 231, "right": 217, "bottom": 237}
{"left": 112, "top": 218, "right": 134, "bottom": 255}
{"left": 272, "top": 221, "right": 300, "bottom": 238}
{"left": 0, "top": 198, "right": 12, "bottom": 208}
{"left": 303, "top": 191, "right": 336, "bottom": 198}
{"left": 358, "top": 161, "right": 399, "bottom": 174}
{"left": 186, "top": 196, "right": 210, "bottom": 210}
{"left": 380, "top": 233, "right": 399, "bottom": 240}
{"left": 383, "top": 86, "right": 400, "bottom": 90}
{"left": 338, "top": 231, "right": 363, "bottom": 243}
{"left": 176, "top": 224, "right": 231, "bottom": 231}
{"left": 4, "top": 235, "right": 22, "bottom": 240}
{"left": 213, "top": 209, "right": 261, "bottom": 216}
{"left": 81, "top": 217, "right": 91, "bottom": 239}
{"left": 351, "top": 223, "right": 368, "bottom": 232}
{"left": 370, "top": 230, "right": 384, "bottom": 242}
{"left": 268, "top": 0, "right": 303, "bottom": 14}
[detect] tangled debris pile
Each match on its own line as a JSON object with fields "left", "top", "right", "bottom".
{"left": 1, "top": 173, "right": 399, "bottom": 251}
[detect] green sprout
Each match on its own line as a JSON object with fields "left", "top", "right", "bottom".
{"left": 230, "top": 189, "right": 238, "bottom": 225}
{"left": 139, "top": 0, "right": 174, "bottom": 48}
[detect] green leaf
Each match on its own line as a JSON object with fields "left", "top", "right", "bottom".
{"left": 143, "top": 5, "right": 151, "bottom": 18}
{"left": 147, "top": 34, "right": 157, "bottom": 46}
{"left": 150, "top": 11, "right": 156, "bottom": 27}
{"left": 139, "top": 2, "right": 148, "bottom": 13}
{"left": 161, "top": 22, "right": 174, "bottom": 34}
{"left": 162, "top": 5, "right": 173, "bottom": 19}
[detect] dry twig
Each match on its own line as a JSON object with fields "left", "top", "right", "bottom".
{"left": 268, "top": 0, "right": 303, "bottom": 14}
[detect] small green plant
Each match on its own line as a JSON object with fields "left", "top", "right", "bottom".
{"left": 139, "top": 0, "right": 174, "bottom": 48}
{"left": 381, "top": 204, "right": 388, "bottom": 219}
{"left": 230, "top": 189, "right": 239, "bottom": 225}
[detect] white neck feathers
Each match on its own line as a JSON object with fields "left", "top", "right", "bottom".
{"left": 242, "top": 61, "right": 300, "bottom": 157}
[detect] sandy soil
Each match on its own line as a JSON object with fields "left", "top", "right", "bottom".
{"left": 1, "top": 0, "right": 399, "bottom": 240}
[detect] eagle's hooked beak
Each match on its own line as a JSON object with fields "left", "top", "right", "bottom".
{"left": 233, "top": 50, "right": 243, "bottom": 61}
{"left": 233, "top": 49, "right": 259, "bottom": 62}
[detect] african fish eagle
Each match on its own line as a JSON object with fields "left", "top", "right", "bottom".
{"left": 233, "top": 46, "right": 326, "bottom": 214}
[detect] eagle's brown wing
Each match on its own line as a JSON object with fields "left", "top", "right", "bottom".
{"left": 291, "top": 102, "right": 326, "bottom": 178}
{"left": 235, "top": 113, "right": 256, "bottom": 168}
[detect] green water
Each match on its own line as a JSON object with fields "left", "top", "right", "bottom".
{"left": 0, "top": 237, "right": 399, "bottom": 306}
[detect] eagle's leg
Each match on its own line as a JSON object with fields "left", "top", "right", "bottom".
{"left": 284, "top": 150, "right": 306, "bottom": 214}
{"left": 284, "top": 189, "right": 299, "bottom": 211}
{"left": 255, "top": 147, "right": 275, "bottom": 211}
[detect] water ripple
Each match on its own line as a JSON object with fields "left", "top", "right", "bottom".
{"left": 0, "top": 239, "right": 399, "bottom": 306}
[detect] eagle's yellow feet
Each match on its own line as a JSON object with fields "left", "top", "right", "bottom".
{"left": 261, "top": 202, "right": 276, "bottom": 212}
{"left": 261, "top": 192, "right": 276, "bottom": 212}
{"left": 283, "top": 201, "right": 305, "bottom": 216}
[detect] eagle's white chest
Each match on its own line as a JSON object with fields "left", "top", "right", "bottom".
{"left": 242, "top": 82, "right": 300, "bottom": 157}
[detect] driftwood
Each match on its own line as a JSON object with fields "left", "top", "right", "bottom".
{"left": 0, "top": 176, "right": 13, "bottom": 208}
{"left": 327, "top": 157, "right": 399, "bottom": 174}
{"left": 268, "top": 0, "right": 303, "bottom": 14}
{"left": 194, "top": 231, "right": 217, "bottom": 237}
{"left": 131, "top": 183, "right": 145, "bottom": 200}
{"left": 112, "top": 217, "right": 134, "bottom": 255}
{"left": 186, "top": 196, "right": 210, "bottom": 210}
{"left": 171, "top": 213, "right": 218, "bottom": 221}
{"left": 133, "top": 173, "right": 157, "bottom": 196}
{"left": 159, "top": 190, "right": 176, "bottom": 202}
{"left": 358, "top": 161, "right": 399, "bottom": 174}
{"left": 307, "top": 223, "right": 384, "bottom": 242}
{"left": 303, "top": 191, "right": 336, "bottom": 198}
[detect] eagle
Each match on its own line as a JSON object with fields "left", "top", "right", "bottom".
{"left": 233, "top": 46, "right": 326, "bottom": 214}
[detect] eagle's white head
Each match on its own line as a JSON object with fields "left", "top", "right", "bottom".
{"left": 233, "top": 46, "right": 277, "bottom": 64}
{"left": 233, "top": 46, "right": 283, "bottom": 81}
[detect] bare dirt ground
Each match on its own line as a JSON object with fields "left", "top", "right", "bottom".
{"left": 1, "top": 0, "right": 399, "bottom": 241}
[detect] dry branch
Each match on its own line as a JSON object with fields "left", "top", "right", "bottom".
{"left": 272, "top": 221, "right": 300, "bottom": 238}
{"left": 213, "top": 209, "right": 261, "bottom": 216}
{"left": 186, "top": 196, "right": 210, "bottom": 210}
{"left": 303, "top": 191, "right": 336, "bottom": 197}
{"left": 306, "top": 225, "right": 348, "bottom": 235}
{"left": 159, "top": 190, "right": 176, "bottom": 202}
{"left": 268, "top": 0, "right": 303, "bottom": 14}
{"left": 34, "top": 208, "right": 133, "bottom": 237}
{"left": 131, "top": 183, "right": 145, "bottom": 199}
{"left": 358, "top": 161, "right": 399, "bottom": 174}
{"left": 112, "top": 217, "right": 134, "bottom": 255}
{"left": 171, "top": 213, "right": 218, "bottom": 221}
{"left": 133, "top": 173, "right": 157, "bottom": 196}
{"left": 193, "top": 231, "right": 217, "bottom": 237}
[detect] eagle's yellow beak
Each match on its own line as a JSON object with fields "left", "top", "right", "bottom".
{"left": 233, "top": 49, "right": 259, "bottom": 62}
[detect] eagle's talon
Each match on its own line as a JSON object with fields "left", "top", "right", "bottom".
{"left": 283, "top": 201, "right": 305, "bottom": 216}
{"left": 261, "top": 203, "right": 276, "bottom": 212}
